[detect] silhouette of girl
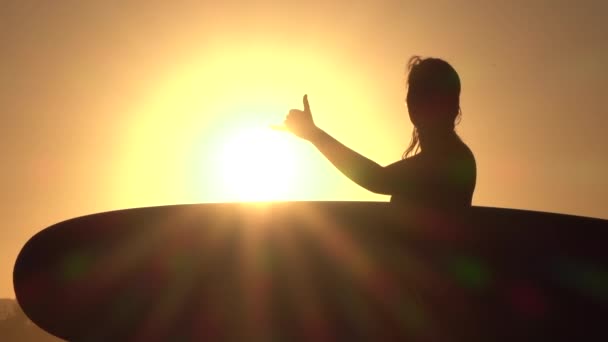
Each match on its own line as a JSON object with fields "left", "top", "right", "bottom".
{"left": 280, "top": 56, "right": 476, "bottom": 210}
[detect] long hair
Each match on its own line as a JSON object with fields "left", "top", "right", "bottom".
{"left": 402, "top": 56, "right": 461, "bottom": 159}
{"left": 402, "top": 126, "right": 421, "bottom": 159}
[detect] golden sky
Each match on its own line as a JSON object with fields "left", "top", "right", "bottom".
{"left": 1, "top": 0, "right": 607, "bottom": 298}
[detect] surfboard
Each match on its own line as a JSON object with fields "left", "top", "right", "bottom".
{"left": 13, "top": 202, "right": 608, "bottom": 341}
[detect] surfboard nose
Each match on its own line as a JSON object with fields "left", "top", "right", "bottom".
{"left": 13, "top": 218, "right": 102, "bottom": 340}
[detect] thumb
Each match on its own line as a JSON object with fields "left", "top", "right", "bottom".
{"left": 303, "top": 94, "right": 311, "bottom": 113}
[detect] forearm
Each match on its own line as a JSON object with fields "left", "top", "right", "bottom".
{"left": 309, "top": 128, "right": 388, "bottom": 194}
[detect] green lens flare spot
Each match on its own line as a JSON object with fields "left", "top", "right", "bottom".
{"left": 61, "top": 251, "right": 94, "bottom": 281}
{"left": 448, "top": 255, "right": 491, "bottom": 291}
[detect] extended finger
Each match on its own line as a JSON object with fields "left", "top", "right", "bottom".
{"left": 303, "top": 94, "right": 310, "bottom": 113}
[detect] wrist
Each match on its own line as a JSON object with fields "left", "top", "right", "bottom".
{"left": 307, "top": 126, "right": 325, "bottom": 144}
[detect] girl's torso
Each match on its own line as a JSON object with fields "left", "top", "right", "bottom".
{"left": 389, "top": 135, "right": 476, "bottom": 210}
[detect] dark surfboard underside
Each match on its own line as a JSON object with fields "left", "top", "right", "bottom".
{"left": 13, "top": 202, "right": 608, "bottom": 341}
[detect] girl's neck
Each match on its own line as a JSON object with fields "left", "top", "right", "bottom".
{"left": 418, "top": 128, "right": 457, "bottom": 153}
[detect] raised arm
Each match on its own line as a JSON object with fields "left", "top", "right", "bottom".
{"left": 279, "top": 95, "right": 394, "bottom": 194}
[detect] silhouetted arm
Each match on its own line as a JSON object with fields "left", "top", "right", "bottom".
{"left": 308, "top": 128, "right": 393, "bottom": 194}
{"left": 280, "top": 94, "right": 417, "bottom": 195}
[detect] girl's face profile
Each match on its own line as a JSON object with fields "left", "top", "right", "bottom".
{"left": 406, "top": 90, "right": 453, "bottom": 130}
{"left": 406, "top": 90, "right": 431, "bottom": 127}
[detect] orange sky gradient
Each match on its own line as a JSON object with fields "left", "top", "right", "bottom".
{"left": 1, "top": 0, "right": 607, "bottom": 298}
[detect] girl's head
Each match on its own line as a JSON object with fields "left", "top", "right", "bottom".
{"left": 403, "top": 56, "right": 461, "bottom": 157}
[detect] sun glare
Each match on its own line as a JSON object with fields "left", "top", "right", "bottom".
{"left": 214, "top": 126, "right": 300, "bottom": 201}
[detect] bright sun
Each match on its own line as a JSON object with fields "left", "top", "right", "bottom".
{"left": 214, "top": 126, "right": 300, "bottom": 201}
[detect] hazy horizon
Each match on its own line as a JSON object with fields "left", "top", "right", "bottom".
{"left": 1, "top": 0, "right": 607, "bottom": 298}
